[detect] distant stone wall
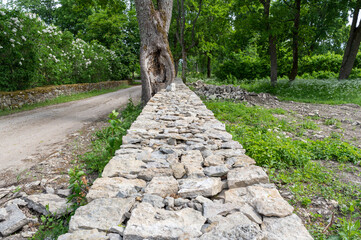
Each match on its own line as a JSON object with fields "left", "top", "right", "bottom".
{"left": 0, "top": 80, "right": 129, "bottom": 110}
{"left": 59, "top": 78, "right": 313, "bottom": 240}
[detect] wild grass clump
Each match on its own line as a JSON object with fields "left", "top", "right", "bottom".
{"left": 206, "top": 101, "right": 361, "bottom": 168}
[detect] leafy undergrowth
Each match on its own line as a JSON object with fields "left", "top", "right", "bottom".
{"left": 32, "top": 100, "right": 142, "bottom": 240}
{"left": 206, "top": 100, "right": 361, "bottom": 240}
{"left": 0, "top": 84, "right": 130, "bottom": 117}
{"left": 189, "top": 77, "right": 361, "bottom": 106}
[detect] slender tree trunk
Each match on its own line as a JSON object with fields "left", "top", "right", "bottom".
{"left": 134, "top": 0, "right": 175, "bottom": 104}
{"left": 207, "top": 55, "right": 211, "bottom": 78}
{"left": 261, "top": 0, "right": 277, "bottom": 86}
{"left": 181, "top": 50, "right": 187, "bottom": 83}
{"left": 175, "top": 58, "right": 179, "bottom": 77}
{"left": 289, "top": 0, "right": 301, "bottom": 81}
{"left": 269, "top": 35, "right": 277, "bottom": 86}
{"left": 339, "top": 7, "right": 361, "bottom": 80}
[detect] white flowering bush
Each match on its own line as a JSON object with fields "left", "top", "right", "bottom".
{"left": 0, "top": 8, "right": 130, "bottom": 91}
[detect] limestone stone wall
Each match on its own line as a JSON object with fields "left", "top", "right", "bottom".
{"left": 0, "top": 80, "right": 129, "bottom": 110}
{"left": 59, "top": 79, "right": 313, "bottom": 240}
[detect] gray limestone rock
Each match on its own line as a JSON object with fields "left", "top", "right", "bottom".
{"left": 214, "top": 149, "right": 246, "bottom": 158}
{"left": 24, "top": 193, "right": 71, "bottom": 216}
{"left": 107, "top": 233, "right": 122, "bottom": 240}
{"left": 203, "top": 155, "right": 225, "bottom": 167}
{"left": 142, "top": 194, "right": 165, "bottom": 208}
{"left": 262, "top": 214, "right": 313, "bottom": 240}
{"left": 171, "top": 163, "right": 186, "bottom": 179}
{"left": 123, "top": 202, "right": 206, "bottom": 240}
{"left": 178, "top": 177, "right": 223, "bottom": 198}
{"left": 181, "top": 150, "right": 205, "bottom": 178}
{"left": 102, "top": 154, "right": 146, "bottom": 178}
{"left": 203, "top": 165, "right": 229, "bottom": 177}
{"left": 224, "top": 188, "right": 248, "bottom": 205}
{"left": 0, "top": 204, "right": 29, "bottom": 237}
{"left": 227, "top": 155, "right": 256, "bottom": 168}
{"left": 247, "top": 186, "right": 294, "bottom": 217}
{"left": 227, "top": 166, "right": 269, "bottom": 188}
{"left": 109, "top": 225, "right": 125, "bottom": 236}
{"left": 202, "top": 201, "right": 241, "bottom": 219}
{"left": 86, "top": 177, "right": 146, "bottom": 202}
{"left": 58, "top": 229, "right": 109, "bottom": 240}
{"left": 0, "top": 208, "right": 7, "bottom": 221}
{"left": 57, "top": 189, "right": 71, "bottom": 197}
{"left": 198, "top": 212, "right": 265, "bottom": 240}
{"left": 138, "top": 168, "right": 173, "bottom": 181}
{"left": 221, "top": 141, "right": 243, "bottom": 149}
{"left": 4, "top": 199, "right": 27, "bottom": 208}
{"left": 69, "top": 198, "right": 135, "bottom": 232}
{"left": 174, "top": 198, "right": 190, "bottom": 206}
{"left": 145, "top": 176, "right": 178, "bottom": 197}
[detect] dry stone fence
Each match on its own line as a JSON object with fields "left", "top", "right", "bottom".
{"left": 59, "top": 78, "right": 313, "bottom": 240}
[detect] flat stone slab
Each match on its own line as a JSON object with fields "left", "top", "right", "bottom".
{"left": 178, "top": 177, "right": 223, "bottom": 198}
{"left": 69, "top": 198, "right": 135, "bottom": 232}
{"left": 86, "top": 177, "right": 146, "bottom": 201}
{"left": 203, "top": 165, "right": 229, "bottom": 177}
{"left": 227, "top": 166, "right": 269, "bottom": 188}
{"left": 263, "top": 214, "right": 313, "bottom": 240}
{"left": 203, "top": 155, "right": 225, "bottom": 167}
{"left": 123, "top": 202, "right": 206, "bottom": 240}
{"left": 248, "top": 185, "right": 294, "bottom": 217}
{"left": 102, "top": 154, "right": 146, "bottom": 178}
{"left": 58, "top": 229, "right": 109, "bottom": 240}
{"left": 0, "top": 204, "right": 29, "bottom": 237}
{"left": 199, "top": 212, "right": 265, "bottom": 240}
{"left": 145, "top": 176, "right": 178, "bottom": 197}
{"left": 24, "top": 193, "right": 71, "bottom": 216}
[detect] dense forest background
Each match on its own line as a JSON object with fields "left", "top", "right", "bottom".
{"left": 1, "top": 0, "right": 361, "bottom": 91}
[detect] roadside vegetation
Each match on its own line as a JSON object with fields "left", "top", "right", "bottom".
{"left": 206, "top": 100, "right": 361, "bottom": 240}
{"left": 31, "top": 100, "right": 142, "bottom": 240}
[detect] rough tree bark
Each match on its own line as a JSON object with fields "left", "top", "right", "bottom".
{"left": 339, "top": 7, "right": 361, "bottom": 80}
{"left": 260, "top": 0, "right": 277, "bottom": 86}
{"left": 289, "top": 0, "right": 301, "bottom": 81}
{"left": 134, "top": 0, "right": 175, "bottom": 104}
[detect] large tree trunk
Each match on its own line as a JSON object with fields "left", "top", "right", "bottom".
{"left": 181, "top": 50, "right": 187, "bottom": 82}
{"left": 339, "top": 7, "right": 361, "bottom": 80}
{"left": 207, "top": 55, "right": 211, "bottom": 78}
{"left": 289, "top": 0, "right": 301, "bottom": 81}
{"left": 261, "top": 0, "right": 277, "bottom": 86}
{"left": 135, "top": 0, "right": 175, "bottom": 104}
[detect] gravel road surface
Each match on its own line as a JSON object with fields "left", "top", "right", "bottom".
{"left": 0, "top": 86, "right": 141, "bottom": 171}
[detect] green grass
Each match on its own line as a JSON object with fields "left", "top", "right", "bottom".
{"left": 205, "top": 100, "right": 361, "bottom": 239}
{"left": 0, "top": 84, "right": 131, "bottom": 117}
{"left": 189, "top": 77, "right": 361, "bottom": 106}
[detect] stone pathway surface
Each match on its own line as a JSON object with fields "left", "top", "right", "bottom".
{"left": 59, "top": 79, "right": 313, "bottom": 240}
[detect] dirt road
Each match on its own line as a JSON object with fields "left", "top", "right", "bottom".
{"left": 0, "top": 86, "right": 141, "bottom": 172}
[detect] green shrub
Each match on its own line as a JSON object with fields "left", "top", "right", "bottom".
{"left": 298, "top": 52, "right": 342, "bottom": 76}
{"left": 0, "top": 8, "right": 131, "bottom": 91}
{"left": 215, "top": 53, "right": 269, "bottom": 81}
